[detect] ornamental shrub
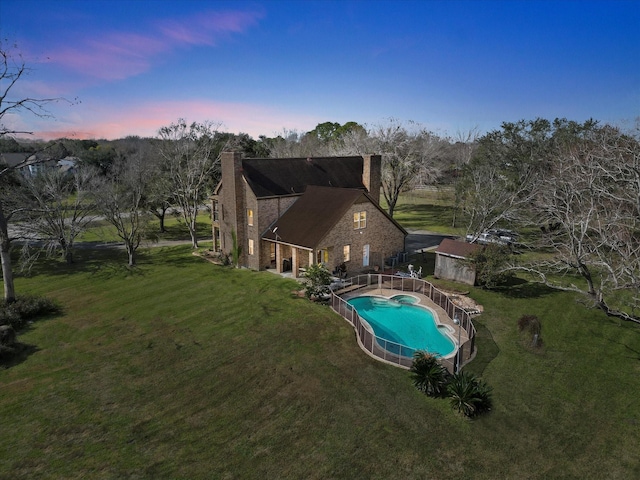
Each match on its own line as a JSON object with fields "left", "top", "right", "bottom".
{"left": 303, "top": 263, "right": 332, "bottom": 300}
{"left": 447, "top": 371, "right": 493, "bottom": 418}
{"left": 518, "top": 314, "right": 543, "bottom": 348}
{"left": 0, "top": 295, "right": 62, "bottom": 330}
{"left": 467, "top": 244, "right": 513, "bottom": 289}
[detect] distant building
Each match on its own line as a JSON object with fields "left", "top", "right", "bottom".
{"left": 0, "top": 152, "right": 31, "bottom": 170}
{"left": 56, "top": 157, "right": 78, "bottom": 175}
{"left": 0, "top": 153, "right": 78, "bottom": 176}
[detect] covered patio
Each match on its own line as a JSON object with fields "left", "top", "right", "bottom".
{"left": 263, "top": 238, "right": 327, "bottom": 279}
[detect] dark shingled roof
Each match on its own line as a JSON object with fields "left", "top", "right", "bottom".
{"left": 263, "top": 185, "right": 406, "bottom": 250}
{"left": 435, "top": 238, "right": 481, "bottom": 258}
{"left": 262, "top": 186, "right": 365, "bottom": 249}
{"left": 242, "top": 156, "right": 366, "bottom": 198}
{"left": 0, "top": 153, "right": 31, "bottom": 168}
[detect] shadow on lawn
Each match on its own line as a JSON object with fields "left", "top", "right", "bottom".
{"left": 0, "top": 343, "right": 40, "bottom": 369}
{"left": 19, "top": 246, "right": 149, "bottom": 279}
{"left": 589, "top": 318, "right": 640, "bottom": 361}
{"left": 499, "top": 281, "right": 557, "bottom": 299}
{"left": 156, "top": 221, "right": 211, "bottom": 242}
{"left": 466, "top": 320, "right": 500, "bottom": 376}
{"left": 17, "top": 244, "right": 202, "bottom": 281}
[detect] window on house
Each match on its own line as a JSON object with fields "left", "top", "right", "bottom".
{"left": 248, "top": 239, "right": 254, "bottom": 255}
{"left": 353, "top": 211, "right": 367, "bottom": 229}
{"left": 343, "top": 245, "right": 351, "bottom": 262}
{"left": 247, "top": 209, "right": 254, "bottom": 226}
{"left": 213, "top": 200, "right": 219, "bottom": 222}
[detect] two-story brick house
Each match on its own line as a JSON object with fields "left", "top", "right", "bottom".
{"left": 212, "top": 152, "right": 406, "bottom": 277}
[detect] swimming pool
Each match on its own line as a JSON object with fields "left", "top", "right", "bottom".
{"left": 347, "top": 295, "right": 456, "bottom": 358}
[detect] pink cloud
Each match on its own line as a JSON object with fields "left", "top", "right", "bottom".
{"left": 157, "top": 10, "right": 263, "bottom": 46}
{"left": 44, "top": 9, "right": 263, "bottom": 80}
{"left": 50, "top": 33, "right": 166, "bottom": 80}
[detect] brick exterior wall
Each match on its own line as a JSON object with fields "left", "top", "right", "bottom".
{"left": 244, "top": 189, "right": 260, "bottom": 270}
{"left": 317, "top": 197, "right": 405, "bottom": 275}
{"left": 256, "top": 195, "right": 298, "bottom": 269}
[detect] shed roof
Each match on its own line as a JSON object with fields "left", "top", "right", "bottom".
{"left": 242, "top": 156, "right": 366, "bottom": 198}
{"left": 435, "top": 238, "right": 481, "bottom": 259}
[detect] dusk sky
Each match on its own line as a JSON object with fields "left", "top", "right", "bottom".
{"left": 1, "top": 0, "right": 638, "bottom": 141}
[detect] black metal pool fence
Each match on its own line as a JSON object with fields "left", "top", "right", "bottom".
{"left": 330, "top": 274, "right": 476, "bottom": 373}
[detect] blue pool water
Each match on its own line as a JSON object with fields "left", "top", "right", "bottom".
{"left": 347, "top": 295, "right": 456, "bottom": 358}
{"left": 390, "top": 294, "right": 419, "bottom": 304}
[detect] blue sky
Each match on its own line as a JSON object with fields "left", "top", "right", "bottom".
{"left": 1, "top": 0, "right": 638, "bottom": 140}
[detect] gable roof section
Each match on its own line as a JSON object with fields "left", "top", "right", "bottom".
{"left": 262, "top": 185, "right": 406, "bottom": 250}
{"left": 242, "top": 156, "right": 366, "bottom": 198}
{"left": 435, "top": 238, "right": 481, "bottom": 259}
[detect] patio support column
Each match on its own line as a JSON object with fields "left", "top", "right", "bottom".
{"left": 292, "top": 248, "right": 299, "bottom": 278}
{"left": 308, "top": 250, "right": 314, "bottom": 267}
{"left": 276, "top": 243, "right": 283, "bottom": 273}
{"left": 212, "top": 225, "right": 219, "bottom": 252}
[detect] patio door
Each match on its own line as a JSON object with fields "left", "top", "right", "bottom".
{"left": 316, "top": 249, "right": 328, "bottom": 265}
{"left": 363, "top": 244, "right": 370, "bottom": 267}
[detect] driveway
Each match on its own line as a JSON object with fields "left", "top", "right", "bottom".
{"left": 405, "top": 230, "right": 456, "bottom": 254}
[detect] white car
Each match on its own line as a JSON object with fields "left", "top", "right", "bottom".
{"left": 466, "top": 230, "right": 518, "bottom": 246}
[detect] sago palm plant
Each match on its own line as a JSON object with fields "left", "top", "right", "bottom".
{"left": 410, "top": 351, "right": 449, "bottom": 397}
{"left": 447, "top": 371, "right": 493, "bottom": 418}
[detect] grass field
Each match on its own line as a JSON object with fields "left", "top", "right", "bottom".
{"left": 77, "top": 214, "right": 213, "bottom": 244}
{"left": 2, "top": 197, "right": 640, "bottom": 479}
{"left": 381, "top": 188, "right": 462, "bottom": 234}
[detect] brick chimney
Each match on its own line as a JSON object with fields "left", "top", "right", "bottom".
{"left": 220, "top": 152, "right": 246, "bottom": 258}
{"left": 362, "top": 154, "right": 381, "bottom": 204}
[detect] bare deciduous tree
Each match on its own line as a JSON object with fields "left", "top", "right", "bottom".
{"left": 157, "top": 120, "right": 224, "bottom": 248}
{"left": 265, "top": 128, "right": 332, "bottom": 158}
{"left": 338, "top": 119, "right": 448, "bottom": 216}
{"left": 333, "top": 125, "right": 372, "bottom": 157}
{"left": 18, "top": 165, "right": 97, "bottom": 264}
{"left": 450, "top": 127, "right": 479, "bottom": 228}
{"left": 92, "top": 148, "right": 153, "bottom": 267}
{"left": 0, "top": 43, "right": 69, "bottom": 137}
{"left": 371, "top": 120, "right": 446, "bottom": 217}
{"left": 0, "top": 42, "right": 71, "bottom": 301}
{"left": 519, "top": 124, "right": 640, "bottom": 323}
{"left": 0, "top": 164, "right": 23, "bottom": 301}
{"left": 459, "top": 120, "right": 550, "bottom": 241}
{"left": 458, "top": 156, "right": 538, "bottom": 241}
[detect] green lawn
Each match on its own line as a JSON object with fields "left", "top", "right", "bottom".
{"left": 2, "top": 205, "right": 640, "bottom": 478}
{"left": 77, "top": 214, "right": 212, "bottom": 244}
{"left": 381, "top": 188, "right": 462, "bottom": 234}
